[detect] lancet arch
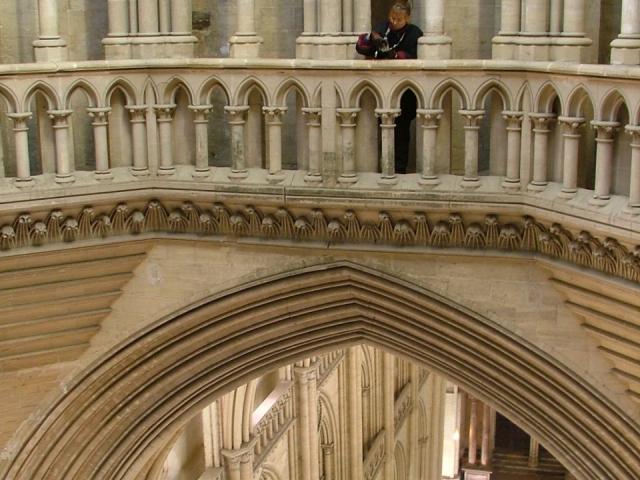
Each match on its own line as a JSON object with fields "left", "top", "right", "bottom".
{"left": 347, "top": 79, "right": 385, "bottom": 109}
{"left": 1, "top": 262, "right": 639, "bottom": 480}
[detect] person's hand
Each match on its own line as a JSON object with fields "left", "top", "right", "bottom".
{"left": 370, "top": 31, "right": 382, "bottom": 41}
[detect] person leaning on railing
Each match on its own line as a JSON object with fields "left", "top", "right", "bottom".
{"left": 356, "top": 1, "right": 423, "bottom": 174}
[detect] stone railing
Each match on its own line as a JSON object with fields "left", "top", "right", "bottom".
{"left": 0, "top": 59, "right": 637, "bottom": 279}
{"left": 252, "top": 381, "right": 294, "bottom": 466}
{"left": 394, "top": 382, "right": 413, "bottom": 432}
{"left": 363, "top": 429, "right": 386, "bottom": 480}
{"left": 317, "top": 350, "right": 344, "bottom": 386}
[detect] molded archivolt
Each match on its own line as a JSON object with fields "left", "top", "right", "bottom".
{"left": 1, "top": 263, "right": 639, "bottom": 480}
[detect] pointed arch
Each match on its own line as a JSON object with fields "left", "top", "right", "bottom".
{"left": 63, "top": 79, "right": 100, "bottom": 109}
{"left": 161, "top": 76, "right": 195, "bottom": 105}
{"left": 347, "top": 79, "right": 384, "bottom": 109}
{"left": 0, "top": 84, "right": 19, "bottom": 113}
{"left": 22, "top": 81, "right": 60, "bottom": 111}
{"left": 598, "top": 89, "right": 630, "bottom": 122}
{"left": 318, "top": 392, "right": 337, "bottom": 446}
{"left": 472, "top": 78, "right": 513, "bottom": 110}
{"left": 142, "top": 78, "right": 159, "bottom": 105}
{"left": 233, "top": 76, "right": 269, "bottom": 106}
{"left": 565, "top": 85, "right": 595, "bottom": 118}
{"left": 534, "top": 81, "right": 562, "bottom": 113}
{"left": 3, "top": 262, "right": 639, "bottom": 480}
{"left": 429, "top": 78, "right": 470, "bottom": 110}
{"left": 273, "top": 77, "right": 311, "bottom": 107}
{"left": 389, "top": 79, "right": 426, "bottom": 109}
{"left": 515, "top": 82, "right": 533, "bottom": 111}
{"left": 105, "top": 77, "right": 138, "bottom": 106}
{"left": 311, "top": 83, "right": 326, "bottom": 109}
{"left": 197, "top": 75, "right": 232, "bottom": 106}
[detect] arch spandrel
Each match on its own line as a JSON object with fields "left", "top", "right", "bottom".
{"left": 1, "top": 261, "right": 639, "bottom": 480}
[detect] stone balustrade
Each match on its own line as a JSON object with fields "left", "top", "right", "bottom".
{"left": 0, "top": 59, "right": 638, "bottom": 266}
{"left": 252, "top": 382, "right": 294, "bottom": 465}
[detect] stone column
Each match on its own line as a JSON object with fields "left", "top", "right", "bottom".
{"left": 33, "top": 0, "right": 68, "bottom": 62}
{"left": 519, "top": 0, "right": 551, "bottom": 60}
{"left": 229, "top": 0, "right": 263, "bottom": 58}
{"left": 169, "top": 0, "right": 196, "bottom": 57}
{"left": 382, "top": 352, "right": 395, "bottom": 480}
{"left": 480, "top": 404, "right": 491, "bottom": 466}
{"left": 528, "top": 113, "right": 556, "bottom": 191}
{"left": 493, "top": 0, "right": 521, "bottom": 59}
{"left": 303, "top": 108, "right": 323, "bottom": 183}
{"left": 554, "top": 0, "right": 591, "bottom": 62}
{"left": 459, "top": 110, "right": 484, "bottom": 188}
{"left": 138, "top": 0, "right": 159, "bottom": 34}
{"left": 523, "top": 0, "right": 549, "bottom": 34}
{"left": 468, "top": 397, "right": 478, "bottom": 465}
{"left": 590, "top": 121, "right": 620, "bottom": 205}
{"left": 557, "top": 116, "right": 585, "bottom": 198}
{"left": 87, "top": 107, "right": 112, "bottom": 180}
{"left": 221, "top": 441, "right": 257, "bottom": 480}
{"left": 7, "top": 113, "right": 33, "bottom": 186}
{"left": 48, "top": 110, "right": 74, "bottom": 183}
{"left": 417, "top": 109, "right": 443, "bottom": 186}
{"left": 528, "top": 437, "right": 540, "bottom": 467}
{"left": 159, "top": 0, "right": 171, "bottom": 33}
{"left": 346, "top": 347, "right": 363, "bottom": 479}
{"left": 375, "top": 109, "right": 401, "bottom": 185}
{"left": 625, "top": 125, "right": 640, "bottom": 212}
{"left": 611, "top": 0, "right": 640, "bottom": 65}
{"left": 127, "top": 105, "right": 149, "bottom": 176}
{"left": 263, "top": 107, "right": 287, "bottom": 183}
{"left": 336, "top": 108, "right": 359, "bottom": 184}
{"left": 294, "top": 364, "right": 320, "bottom": 480}
{"left": 419, "top": 0, "right": 452, "bottom": 59}
{"left": 103, "top": 0, "right": 132, "bottom": 59}
{"left": 441, "top": 383, "right": 461, "bottom": 478}
{"left": 502, "top": 111, "right": 524, "bottom": 190}
{"left": 154, "top": 104, "right": 176, "bottom": 175}
{"left": 321, "top": 444, "right": 335, "bottom": 480}
{"left": 354, "top": 0, "right": 371, "bottom": 32}
{"left": 189, "top": 105, "right": 213, "bottom": 178}
{"left": 550, "top": 0, "right": 562, "bottom": 34}
{"left": 225, "top": 106, "right": 250, "bottom": 179}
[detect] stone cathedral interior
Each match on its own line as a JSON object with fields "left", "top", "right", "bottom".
{"left": 0, "top": 1, "right": 639, "bottom": 480}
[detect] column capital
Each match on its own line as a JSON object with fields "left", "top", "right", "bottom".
{"left": 625, "top": 124, "right": 640, "bottom": 141}
{"left": 417, "top": 108, "right": 444, "bottom": 126}
{"left": 592, "top": 120, "right": 620, "bottom": 138}
{"left": 126, "top": 105, "right": 149, "bottom": 122}
{"left": 87, "top": 107, "right": 112, "bottom": 124}
{"left": 47, "top": 109, "right": 73, "bottom": 120}
{"left": 153, "top": 104, "right": 177, "bottom": 120}
{"left": 335, "top": 107, "right": 359, "bottom": 125}
{"left": 262, "top": 106, "right": 288, "bottom": 123}
{"left": 375, "top": 108, "right": 401, "bottom": 125}
{"left": 501, "top": 110, "right": 524, "bottom": 122}
{"left": 294, "top": 364, "right": 319, "bottom": 382}
{"left": 220, "top": 438, "right": 258, "bottom": 465}
{"left": 459, "top": 109, "right": 485, "bottom": 127}
{"left": 558, "top": 116, "right": 585, "bottom": 135}
{"left": 224, "top": 105, "right": 250, "bottom": 122}
{"left": 189, "top": 104, "right": 214, "bottom": 123}
{"left": 6, "top": 112, "right": 33, "bottom": 127}
{"left": 529, "top": 112, "right": 556, "bottom": 130}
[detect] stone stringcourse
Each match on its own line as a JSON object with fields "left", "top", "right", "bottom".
{"left": 0, "top": 200, "right": 638, "bottom": 283}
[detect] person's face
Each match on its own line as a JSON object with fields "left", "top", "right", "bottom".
{"left": 388, "top": 10, "right": 409, "bottom": 31}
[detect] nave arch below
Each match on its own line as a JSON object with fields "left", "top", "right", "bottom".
{"left": 1, "top": 247, "right": 639, "bottom": 480}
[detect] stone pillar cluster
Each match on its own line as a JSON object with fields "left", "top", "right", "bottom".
{"left": 103, "top": 0, "right": 196, "bottom": 59}
{"left": 492, "top": 0, "right": 592, "bottom": 61}
{"left": 461, "top": 395, "right": 493, "bottom": 480}
{"left": 611, "top": 0, "right": 640, "bottom": 64}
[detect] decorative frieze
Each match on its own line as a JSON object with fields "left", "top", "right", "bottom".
{"left": 0, "top": 200, "right": 638, "bottom": 283}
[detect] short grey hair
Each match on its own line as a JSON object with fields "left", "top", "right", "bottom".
{"left": 390, "top": 1, "right": 411, "bottom": 16}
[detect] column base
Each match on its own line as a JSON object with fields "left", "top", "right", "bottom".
{"left": 102, "top": 37, "right": 133, "bottom": 60}
{"left": 55, "top": 173, "right": 75, "bottom": 184}
{"left": 418, "top": 175, "right": 441, "bottom": 186}
{"left": 550, "top": 36, "right": 592, "bottom": 62}
{"left": 492, "top": 35, "right": 519, "bottom": 60}
{"left": 229, "top": 34, "right": 263, "bottom": 58}
{"left": 377, "top": 175, "right": 398, "bottom": 186}
{"left": 14, "top": 177, "right": 34, "bottom": 188}
{"left": 610, "top": 38, "right": 640, "bottom": 65}
{"left": 158, "top": 166, "right": 176, "bottom": 175}
{"left": 192, "top": 168, "right": 211, "bottom": 178}
{"left": 623, "top": 203, "right": 640, "bottom": 215}
{"left": 589, "top": 196, "right": 610, "bottom": 206}
{"left": 517, "top": 36, "right": 552, "bottom": 62}
{"left": 94, "top": 170, "right": 114, "bottom": 181}
{"left": 305, "top": 172, "right": 323, "bottom": 183}
{"left": 501, "top": 178, "right": 520, "bottom": 191}
{"left": 228, "top": 169, "right": 249, "bottom": 180}
{"left": 558, "top": 188, "right": 577, "bottom": 199}
{"left": 527, "top": 181, "right": 548, "bottom": 192}
{"left": 337, "top": 173, "right": 358, "bottom": 184}
{"left": 461, "top": 177, "right": 480, "bottom": 189}
{"left": 296, "top": 34, "right": 359, "bottom": 60}
{"left": 131, "top": 167, "right": 150, "bottom": 177}
{"left": 267, "top": 171, "right": 285, "bottom": 184}
{"left": 462, "top": 466, "right": 492, "bottom": 480}
{"left": 418, "top": 35, "right": 452, "bottom": 60}
{"left": 33, "top": 38, "right": 68, "bottom": 62}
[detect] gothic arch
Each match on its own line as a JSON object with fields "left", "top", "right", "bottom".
{"left": 429, "top": 78, "right": 470, "bottom": 110}
{"left": 104, "top": 77, "right": 138, "bottom": 106}
{"left": 598, "top": 88, "right": 630, "bottom": 122}
{"left": 22, "top": 81, "right": 60, "bottom": 111}
{"left": 1, "top": 262, "right": 639, "bottom": 480}
{"left": 196, "top": 75, "right": 232, "bottom": 106}
{"left": 233, "top": 77, "right": 269, "bottom": 106}
{"left": 534, "top": 81, "right": 562, "bottom": 113}
{"left": 347, "top": 80, "right": 384, "bottom": 109}
{"left": 472, "top": 79, "right": 513, "bottom": 111}
{"left": 389, "top": 79, "right": 426, "bottom": 109}
{"left": 273, "top": 77, "right": 311, "bottom": 107}
{"left": 515, "top": 82, "right": 533, "bottom": 111}
{"left": 565, "top": 85, "right": 594, "bottom": 118}
{"left": 63, "top": 79, "right": 100, "bottom": 109}
{"left": 161, "top": 76, "right": 195, "bottom": 105}
{"left": 0, "top": 83, "right": 20, "bottom": 113}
